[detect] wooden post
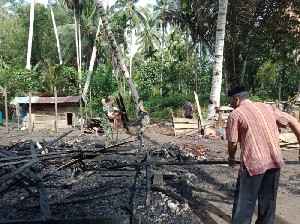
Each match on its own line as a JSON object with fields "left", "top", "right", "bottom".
{"left": 89, "top": 90, "right": 93, "bottom": 119}
{"left": 4, "top": 86, "right": 8, "bottom": 133}
{"left": 194, "top": 91, "right": 204, "bottom": 131}
{"left": 54, "top": 87, "right": 58, "bottom": 132}
{"left": 85, "top": 101, "right": 88, "bottom": 127}
{"left": 16, "top": 104, "right": 20, "bottom": 130}
{"left": 171, "top": 109, "right": 176, "bottom": 137}
{"left": 80, "top": 94, "right": 83, "bottom": 131}
{"left": 28, "top": 92, "right": 32, "bottom": 133}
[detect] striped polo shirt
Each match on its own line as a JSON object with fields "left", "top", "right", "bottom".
{"left": 226, "top": 99, "right": 293, "bottom": 176}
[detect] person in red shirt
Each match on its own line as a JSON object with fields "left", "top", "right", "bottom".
{"left": 226, "top": 86, "right": 300, "bottom": 224}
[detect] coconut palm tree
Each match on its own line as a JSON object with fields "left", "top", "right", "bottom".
{"left": 112, "top": 0, "right": 146, "bottom": 78}
{"left": 26, "top": 0, "right": 35, "bottom": 70}
{"left": 81, "top": 18, "right": 101, "bottom": 100}
{"left": 48, "top": 0, "right": 62, "bottom": 64}
{"left": 207, "top": 0, "right": 228, "bottom": 119}
{"left": 136, "top": 9, "right": 161, "bottom": 60}
{"left": 153, "top": 0, "right": 170, "bottom": 53}
{"left": 96, "top": 0, "right": 140, "bottom": 104}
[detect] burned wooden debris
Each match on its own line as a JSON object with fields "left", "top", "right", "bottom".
{"left": 1, "top": 132, "right": 299, "bottom": 224}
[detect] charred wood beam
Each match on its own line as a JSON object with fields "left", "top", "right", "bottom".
{"left": 0, "top": 148, "right": 40, "bottom": 194}
{"left": 6, "top": 140, "right": 30, "bottom": 151}
{"left": 38, "top": 130, "right": 73, "bottom": 153}
{"left": 0, "top": 133, "right": 73, "bottom": 186}
{"left": 0, "top": 154, "right": 79, "bottom": 168}
{"left": 181, "top": 180, "right": 192, "bottom": 200}
{"left": 62, "top": 171, "right": 95, "bottom": 188}
{"left": 130, "top": 164, "right": 143, "bottom": 218}
{"left": 0, "top": 161, "right": 35, "bottom": 189}
{"left": 0, "top": 215, "right": 131, "bottom": 224}
{"left": 24, "top": 189, "right": 128, "bottom": 208}
{"left": 95, "top": 139, "right": 138, "bottom": 152}
{"left": 130, "top": 180, "right": 141, "bottom": 215}
{"left": 151, "top": 185, "right": 189, "bottom": 204}
{"left": 0, "top": 151, "right": 76, "bottom": 163}
{"left": 55, "top": 158, "right": 86, "bottom": 171}
{"left": 35, "top": 173, "right": 51, "bottom": 219}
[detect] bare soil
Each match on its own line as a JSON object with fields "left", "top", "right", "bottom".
{"left": 0, "top": 124, "right": 299, "bottom": 224}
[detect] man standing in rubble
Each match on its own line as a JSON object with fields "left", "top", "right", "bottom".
{"left": 136, "top": 98, "right": 149, "bottom": 141}
{"left": 103, "top": 96, "right": 118, "bottom": 147}
{"left": 226, "top": 86, "right": 300, "bottom": 224}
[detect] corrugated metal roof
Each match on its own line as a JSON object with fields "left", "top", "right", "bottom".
{"left": 10, "top": 96, "right": 39, "bottom": 104}
{"left": 10, "top": 96, "right": 81, "bottom": 104}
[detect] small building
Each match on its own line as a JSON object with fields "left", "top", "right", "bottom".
{"left": 10, "top": 95, "right": 83, "bottom": 129}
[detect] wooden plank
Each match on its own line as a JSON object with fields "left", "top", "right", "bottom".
{"left": 194, "top": 91, "right": 203, "bottom": 127}
{"left": 174, "top": 123, "right": 198, "bottom": 129}
{"left": 174, "top": 129, "right": 199, "bottom": 134}
{"left": 219, "top": 106, "right": 234, "bottom": 111}
{"left": 173, "top": 118, "right": 198, "bottom": 123}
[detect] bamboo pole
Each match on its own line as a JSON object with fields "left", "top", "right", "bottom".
{"left": 4, "top": 86, "right": 8, "bottom": 133}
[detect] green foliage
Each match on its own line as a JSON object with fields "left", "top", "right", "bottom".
{"left": 1, "top": 0, "right": 299, "bottom": 121}
{"left": 88, "top": 64, "right": 118, "bottom": 115}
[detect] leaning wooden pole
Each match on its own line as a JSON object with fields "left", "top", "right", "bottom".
{"left": 4, "top": 86, "right": 8, "bottom": 133}
{"left": 96, "top": 1, "right": 140, "bottom": 104}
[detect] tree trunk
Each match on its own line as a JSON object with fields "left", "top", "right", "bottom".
{"left": 129, "top": 29, "right": 133, "bottom": 78}
{"left": 278, "top": 82, "right": 282, "bottom": 102}
{"left": 4, "top": 86, "right": 8, "bottom": 133}
{"left": 82, "top": 18, "right": 102, "bottom": 100}
{"left": 96, "top": 1, "right": 140, "bottom": 104}
{"left": 160, "top": 25, "right": 165, "bottom": 95}
{"left": 48, "top": 0, "right": 62, "bottom": 64}
{"left": 74, "top": 14, "right": 80, "bottom": 76}
{"left": 26, "top": 0, "right": 35, "bottom": 70}
{"left": 207, "top": 0, "right": 228, "bottom": 119}
{"left": 73, "top": 12, "right": 83, "bottom": 131}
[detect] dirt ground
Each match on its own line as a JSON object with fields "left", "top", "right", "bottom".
{"left": 0, "top": 124, "right": 299, "bottom": 224}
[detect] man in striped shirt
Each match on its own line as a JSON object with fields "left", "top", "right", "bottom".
{"left": 226, "top": 86, "right": 300, "bottom": 224}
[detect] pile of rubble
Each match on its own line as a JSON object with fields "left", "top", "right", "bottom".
{"left": 149, "top": 142, "right": 226, "bottom": 162}
{"left": 1, "top": 128, "right": 299, "bottom": 224}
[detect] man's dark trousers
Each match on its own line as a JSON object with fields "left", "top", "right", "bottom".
{"left": 232, "top": 168, "right": 280, "bottom": 224}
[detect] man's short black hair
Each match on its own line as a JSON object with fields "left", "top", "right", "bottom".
{"left": 228, "top": 86, "right": 249, "bottom": 99}
{"left": 138, "top": 98, "right": 143, "bottom": 103}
